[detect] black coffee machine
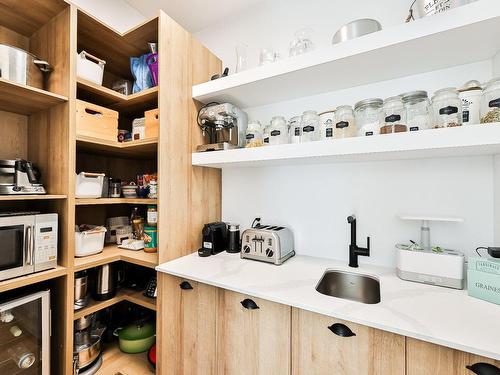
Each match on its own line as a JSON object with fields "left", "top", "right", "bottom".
{"left": 198, "top": 222, "right": 228, "bottom": 257}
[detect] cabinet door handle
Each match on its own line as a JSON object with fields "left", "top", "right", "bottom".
{"left": 466, "top": 363, "right": 500, "bottom": 375}
{"left": 240, "top": 298, "right": 259, "bottom": 310}
{"left": 179, "top": 281, "right": 193, "bottom": 290}
{"left": 328, "top": 323, "right": 356, "bottom": 337}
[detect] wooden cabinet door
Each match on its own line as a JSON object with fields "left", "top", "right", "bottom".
{"left": 157, "top": 274, "right": 217, "bottom": 375}
{"left": 292, "top": 308, "right": 405, "bottom": 375}
{"left": 216, "top": 289, "right": 291, "bottom": 375}
{"left": 407, "top": 338, "right": 500, "bottom": 375}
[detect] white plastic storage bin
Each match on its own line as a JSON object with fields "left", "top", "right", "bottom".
{"left": 77, "top": 51, "right": 106, "bottom": 85}
{"left": 75, "top": 226, "right": 107, "bottom": 257}
{"left": 76, "top": 172, "right": 105, "bottom": 198}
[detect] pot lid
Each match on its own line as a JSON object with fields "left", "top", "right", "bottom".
{"left": 119, "top": 323, "right": 155, "bottom": 340}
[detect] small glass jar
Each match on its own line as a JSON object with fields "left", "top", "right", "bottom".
{"left": 245, "top": 121, "right": 263, "bottom": 148}
{"left": 354, "top": 98, "right": 383, "bottom": 137}
{"left": 334, "top": 105, "right": 356, "bottom": 138}
{"left": 431, "top": 87, "right": 462, "bottom": 128}
{"left": 269, "top": 116, "right": 289, "bottom": 145}
{"left": 147, "top": 205, "right": 157, "bottom": 226}
{"left": 288, "top": 116, "right": 302, "bottom": 143}
{"left": 262, "top": 124, "right": 270, "bottom": 145}
{"left": 148, "top": 179, "right": 157, "bottom": 199}
{"left": 402, "top": 91, "right": 431, "bottom": 131}
{"left": 109, "top": 178, "right": 121, "bottom": 198}
{"left": 301, "top": 110, "right": 320, "bottom": 142}
{"left": 381, "top": 96, "right": 407, "bottom": 134}
{"left": 481, "top": 77, "right": 500, "bottom": 123}
{"left": 319, "top": 110, "right": 335, "bottom": 140}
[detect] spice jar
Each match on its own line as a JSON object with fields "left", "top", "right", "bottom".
{"left": 319, "top": 110, "right": 335, "bottom": 140}
{"left": 481, "top": 77, "right": 500, "bottom": 124}
{"left": 147, "top": 205, "right": 157, "bottom": 226}
{"left": 402, "top": 91, "right": 431, "bottom": 131}
{"left": 301, "top": 110, "right": 320, "bottom": 142}
{"left": 269, "top": 116, "right": 289, "bottom": 145}
{"left": 109, "top": 179, "right": 122, "bottom": 198}
{"left": 289, "top": 116, "right": 302, "bottom": 143}
{"left": 334, "top": 105, "right": 356, "bottom": 138}
{"left": 245, "top": 121, "right": 263, "bottom": 148}
{"left": 354, "top": 98, "right": 383, "bottom": 136}
{"left": 148, "top": 179, "right": 157, "bottom": 199}
{"left": 381, "top": 96, "right": 407, "bottom": 134}
{"left": 431, "top": 87, "right": 462, "bottom": 128}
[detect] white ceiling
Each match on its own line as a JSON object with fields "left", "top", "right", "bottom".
{"left": 124, "top": 0, "right": 266, "bottom": 33}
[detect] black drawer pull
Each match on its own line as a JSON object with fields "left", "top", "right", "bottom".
{"left": 240, "top": 298, "right": 259, "bottom": 310}
{"left": 179, "top": 281, "right": 193, "bottom": 290}
{"left": 328, "top": 323, "right": 356, "bottom": 337}
{"left": 466, "top": 363, "right": 500, "bottom": 375}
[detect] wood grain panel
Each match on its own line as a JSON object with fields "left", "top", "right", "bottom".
{"left": 0, "top": 25, "right": 29, "bottom": 49}
{"left": 0, "top": 110, "right": 27, "bottom": 159}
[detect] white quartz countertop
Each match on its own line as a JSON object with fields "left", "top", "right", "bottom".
{"left": 156, "top": 252, "right": 500, "bottom": 360}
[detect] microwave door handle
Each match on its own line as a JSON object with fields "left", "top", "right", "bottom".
{"left": 30, "top": 225, "right": 35, "bottom": 266}
{"left": 25, "top": 225, "right": 32, "bottom": 266}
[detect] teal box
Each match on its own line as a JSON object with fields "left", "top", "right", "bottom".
{"left": 467, "top": 257, "right": 500, "bottom": 305}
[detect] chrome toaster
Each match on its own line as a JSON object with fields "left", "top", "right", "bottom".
{"left": 240, "top": 225, "right": 295, "bottom": 265}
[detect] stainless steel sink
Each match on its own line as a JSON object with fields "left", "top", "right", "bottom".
{"left": 316, "top": 269, "right": 381, "bottom": 304}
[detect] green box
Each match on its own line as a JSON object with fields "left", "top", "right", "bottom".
{"left": 467, "top": 257, "right": 500, "bottom": 305}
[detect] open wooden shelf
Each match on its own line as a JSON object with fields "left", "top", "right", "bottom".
{"left": 100, "top": 342, "right": 155, "bottom": 375}
{"left": 0, "top": 266, "right": 67, "bottom": 294}
{"left": 0, "top": 78, "right": 68, "bottom": 115}
{"left": 74, "top": 245, "right": 158, "bottom": 271}
{"left": 75, "top": 198, "right": 157, "bottom": 206}
{"left": 0, "top": 194, "right": 67, "bottom": 201}
{"left": 76, "top": 135, "right": 158, "bottom": 158}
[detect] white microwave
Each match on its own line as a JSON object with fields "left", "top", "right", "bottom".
{"left": 0, "top": 213, "right": 58, "bottom": 281}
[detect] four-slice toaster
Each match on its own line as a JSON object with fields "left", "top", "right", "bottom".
{"left": 240, "top": 225, "right": 295, "bottom": 265}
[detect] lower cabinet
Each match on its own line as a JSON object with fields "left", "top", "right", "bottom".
{"left": 291, "top": 308, "right": 405, "bottom": 375}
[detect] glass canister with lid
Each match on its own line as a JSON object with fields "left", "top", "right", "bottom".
{"left": 431, "top": 87, "right": 462, "bottom": 128}
{"left": 481, "top": 77, "right": 500, "bottom": 123}
{"left": 459, "top": 80, "right": 482, "bottom": 125}
{"left": 319, "top": 110, "right": 335, "bottom": 140}
{"left": 269, "top": 116, "right": 289, "bottom": 145}
{"left": 262, "top": 123, "right": 270, "bottom": 145}
{"left": 301, "top": 110, "right": 321, "bottom": 142}
{"left": 381, "top": 96, "right": 407, "bottom": 134}
{"left": 334, "top": 105, "right": 356, "bottom": 138}
{"left": 245, "top": 121, "right": 263, "bottom": 148}
{"left": 354, "top": 98, "right": 383, "bottom": 137}
{"left": 289, "top": 116, "right": 302, "bottom": 143}
{"left": 402, "top": 90, "right": 431, "bottom": 131}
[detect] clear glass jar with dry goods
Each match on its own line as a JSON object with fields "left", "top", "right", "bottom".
{"left": 269, "top": 116, "right": 289, "bottom": 145}
{"left": 262, "top": 124, "right": 270, "bottom": 145}
{"left": 301, "top": 110, "right": 321, "bottom": 142}
{"left": 381, "top": 96, "right": 407, "bottom": 134}
{"left": 334, "top": 105, "right": 356, "bottom": 138}
{"left": 289, "top": 116, "right": 302, "bottom": 143}
{"left": 245, "top": 121, "right": 263, "bottom": 148}
{"left": 431, "top": 87, "right": 462, "bottom": 128}
{"left": 354, "top": 98, "right": 383, "bottom": 137}
{"left": 319, "top": 110, "right": 335, "bottom": 140}
{"left": 402, "top": 91, "right": 431, "bottom": 131}
{"left": 481, "top": 77, "right": 500, "bottom": 124}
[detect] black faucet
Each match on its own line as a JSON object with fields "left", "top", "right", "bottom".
{"left": 347, "top": 215, "right": 370, "bottom": 268}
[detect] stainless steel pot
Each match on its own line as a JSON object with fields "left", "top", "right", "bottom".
{"left": 74, "top": 271, "right": 89, "bottom": 311}
{"left": 74, "top": 333, "right": 101, "bottom": 370}
{"left": 407, "top": 0, "right": 473, "bottom": 20}
{"left": 0, "top": 44, "right": 53, "bottom": 89}
{"left": 74, "top": 313, "right": 94, "bottom": 331}
{"left": 332, "top": 19, "right": 382, "bottom": 45}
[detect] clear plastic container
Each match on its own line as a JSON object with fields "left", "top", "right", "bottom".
{"left": 431, "top": 87, "right": 462, "bottom": 128}
{"left": 245, "top": 121, "right": 263, "bottom": 148}
{"left": 301, "top": 110, "right": 321, "bottom": 142}
{"left": 381, "top": 96, "right": 407, "bottom": 134}
{"left": 402, "top": 91, "right": 431, "bottom": 131}
{"left": 354, "top": 98, "right": 383, "bottom": 136}
{"left": 269, "top": 116, "right": 289, "bottom": 145}
{"left": 481, "top": 77, "right": 500, "bottom": 123}
{"left": 319, "top": 110, "right": 335, "bottom": 140}
{"left": 289, "top": 116, "right": 302, "bottom": 143}
{"left": 334, "top": 105, "right": 356, "bottom": 138}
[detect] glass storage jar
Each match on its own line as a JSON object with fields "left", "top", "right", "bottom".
{"left": 402, "top": 91, "right": 431, "bottom": 131}
{"left": 269, "top": 116, "right": 289, "bottom": 145}
{"left": 262, "top": 124, "right": 270, "bottom": 145}
{"left": 289, "top": 116, "right": 302, "bottom": 143}
{"left": 334, "top": 105, "right": 356, "bottom": 138}
{"left": 431, "top": 87, "right": 462, "bottom": 128}
{"left": 301, "top": 110, "right": 320, "bottom": 142}
{"left": 319, "top": 110, "right": 335, "bottom": 140}
{"left": 245, "top": 121, "right": 263, "bottom": 148}
{"left": 381, "top": 96, "right": 407, "bottom": 134}
{"left": 354, "top": 98, "right": 383, "bottom": 136}
{"left": 481, "top": 77, "right": 500, "bottom": 123}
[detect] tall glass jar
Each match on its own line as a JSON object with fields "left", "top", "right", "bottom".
{"left": 431, "top": 87, "right": 462, "bottom": 128}
{"left": 269, "top": 116, "right": 289, "bottom": 145}
{"left": 319, "top": 110, "right": 335, "bottom": 140}
{"left": 289, "top": 116, "right": 302, "bottom": 143}
{"left": 262, "top": 124, "right": 270, "bottom": 145}
{"left": 245, "top": 121, "right": 263, "bottom": 148}
{"left": 381, "top": 96, "right": 407, "bottom": 134}
{"left": 481, "top": 77, "right": 500, "bottom": 123}
{"left": 334, "top": 105, "right": 356, "bottom": 138}
{"left": 301, "top": 110, "right": 320, "bottom": 142}
{"left": 354, "top": 98, "right": 383, "bottom": 137}
{"left": 402, "top": 91, "right": 431, "bottom": 131}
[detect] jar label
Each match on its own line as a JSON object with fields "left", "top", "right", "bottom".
{"left": 270, "top": 130, "right": 281, "bottom": 136}
{"left": 336, "top": 121, "right": 349, "bottom": 129}
{"left": 409, "top": 126, "right": 419, "bottom": 131}
{"left": 294, "top": 127, "right": 301, "bottom": 136}
{"left": 303, "top": 125, "right": 315, "bottom": 133}
{"left": 246, "top": 133, "right": 255, "bottom": 140}
{"left": 463, "top": 111, "right": 470, "bottom": 123}
{"left": 147, "top": 211, "right": 158, "bottom": 224}
{"left": 365, "top": 131, "right": 374, "bottom": 136}
{"left": 326, "top": 128, "right": 333, "bottom": 138}
{"left": 264, "top": 137, "right": 269, "bottom": 143}
{"left": 439, "top": 106, "right": 458, "bottom": 115}
{"left": 385, "top": 114, "right": 401, "bottom": 123}
{"left": 490, "top": 98, "right": 500, "bottom": 108}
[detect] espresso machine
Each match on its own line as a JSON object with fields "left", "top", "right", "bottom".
{"left": 0, "top": 159, "right": 46, "bottom": 194}
{"left": 196, "top": 103, "right": 248, "bottom": 152}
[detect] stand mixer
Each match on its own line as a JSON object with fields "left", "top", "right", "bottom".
{"left": 196, "top": 103, "right": 248, "bottom": 152}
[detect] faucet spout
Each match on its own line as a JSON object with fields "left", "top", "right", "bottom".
{"left": 347, "top": 215, "right": 370, "bottom": 268}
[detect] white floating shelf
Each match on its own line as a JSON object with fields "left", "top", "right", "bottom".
{"left": 192, "top": 124, "right": 500, "bottom": 168}
{"left": 193, "top": 0, "right": 500, "bottom": 108}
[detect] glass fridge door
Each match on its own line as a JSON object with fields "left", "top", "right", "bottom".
{"left": 0, "top": 291, "right": 50, "bottom": 375}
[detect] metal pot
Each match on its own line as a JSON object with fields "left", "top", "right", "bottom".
{"left": 113, "top": 322, "right": 155, "bottom": 354}
{"left": 0, "top": 44, "right": 53, "bottom": 90}
{"left": 74, "top": 271, "right": 89, "bottom": 311}
{"left": 407, "top": 0, "right": 473, "bottom": 20}
{"left": 74, "top": 313, "right": 94, "bottom": 331}
{"left": 74, "top": 333, "right": 101, "bottom": 370}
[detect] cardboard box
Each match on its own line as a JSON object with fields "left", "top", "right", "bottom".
{"left": 467, "top": 257, "right": 500, "bottom": 305}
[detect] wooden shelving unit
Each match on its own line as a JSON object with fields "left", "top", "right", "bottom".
{"left": 76, "top": 135, "right": 158, "bottom": 158}
{"left": 0, "top": 194, "right": 67, "bottom": 201}
{"left": 74, "top": 245, "right": 158, "bottom": 271}
{"left": 100, "top": 342, "right": 155, "bottom": 375}
{"left": 75, "top": 198, "right": 157, "bottom": 205}
{"left": 0, "top": 266, "right": 67, "bottom": 294}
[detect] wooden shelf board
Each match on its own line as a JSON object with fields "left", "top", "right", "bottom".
{"left": 75, "top": 198, "right": 158, "bottom": 206}
{"left": 76, "top": 135, "right": 158, "bottom": 158}
{"left": 0, "top": 266, "right": 67, "bottom": 294}
{"left": 0, "top": 78, "right": 68, "bottom": 115}
{"left": 100, "top": 342, "right": 155, "bottom": 375}
{"left": 74, "top": 245, "right": 158, "bottom": 271}
{"left": 0, "top": 194, "right": 67, "bottom": 201}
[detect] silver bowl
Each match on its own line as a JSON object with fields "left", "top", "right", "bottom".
{"left": 332, "top": 19, "right": 382, "bottom": 45}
